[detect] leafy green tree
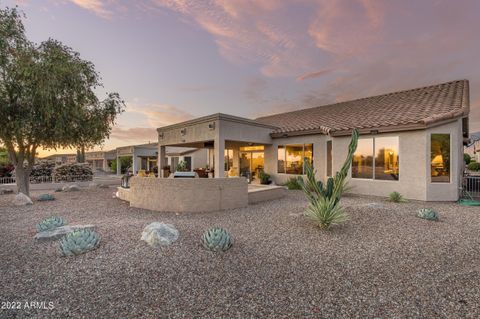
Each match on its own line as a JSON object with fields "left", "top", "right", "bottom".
{"left": 111, "top": 157, "right": 132, "bottom": 174}
{"left": 464, "top": 153, "right": 471, "bottom": 165}
{"left": 0, "top": 7, "right": 124, "bottom": 195}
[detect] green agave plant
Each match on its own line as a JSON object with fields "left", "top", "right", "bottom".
{"left": 417, "top": 208, "right": 439, "bottom": 221}
{"left": 58, "top": 229, "right": 100, "bottom": 257}
{"left": 201, "top": 227, "right": 233, "bottom": 252}
{"left": 38, "top": 194, "right": 55, "bottom": 201}
{"left": 36, "top": 216, "right": 66, "bottom": 232}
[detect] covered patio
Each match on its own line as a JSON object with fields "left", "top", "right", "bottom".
{"left": 157, "top": 113, "right": 277, "bottom": 180}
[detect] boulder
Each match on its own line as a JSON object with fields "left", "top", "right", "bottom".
{"left": 13, "top": 193, "right": 33, "bottom": 206}
{"left": 141, "top": 222, "right": 179, "bottom": 247}
{"left": 35, "top": 225, "right": 96, "bottom": 241}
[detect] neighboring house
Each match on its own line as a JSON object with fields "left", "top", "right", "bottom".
{"left": 86, "top": 150, "right": 116, "bottom": 171}
{"left": 42, "top": 153, "right": 77, "bottom": 164}
{"left": 465, "top": 131, "right": 480, "bottom": 162}
{"left": 165, "top": 147, "right": 208, "bottom": 172}
{"left": 157, "top": 80, "right": 470, "bottom": 201}
{"left": 116, "top": 142, "right": 208, "bottom": 175}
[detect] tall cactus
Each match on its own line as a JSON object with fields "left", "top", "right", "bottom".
{"left": 300, "top": 129, "right": 359, "bottom": 205}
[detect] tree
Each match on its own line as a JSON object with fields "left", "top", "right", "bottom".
{"left": 0, "top": 7, "right": 125, "bottom": 195}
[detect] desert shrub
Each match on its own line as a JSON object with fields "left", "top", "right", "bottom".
{"left": 467, "top": 162, "right": 480, "bottom": 171}
{"left": 299, "top": 129, "right": 358, "bottom": 229}
{"left": 176, "top": 160, "right": 188, "bottom": 172}
{"left": 53, "top": 163, "right": 93, "bottom": 182}
{"left": 285, "top": 177, "right": 302, "bottom": 190}
{"left": 258, "top": 170, "right": 271, "bottom": 185}
{"left": 389, "top": 191, "right": 406, "bottom": 203}
{"left": 416, "top": 208, "right": 439, "bottom": 221}
{"left": 464, "top": 153, "right": 472, "bottom": 165}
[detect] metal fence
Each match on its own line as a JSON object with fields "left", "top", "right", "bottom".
{"left": 0, "top": 174, "right": 93, "bottom": 185}
{"left": 463, "top": 175, "right": 480, "bottom": 199}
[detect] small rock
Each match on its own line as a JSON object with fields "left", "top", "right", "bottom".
{"left": 98, "top": 184, "right": 109, "bottom": 189}
{"left": 54, "top": 187, "right": 63, "bottom": 192}
{"left": 13, "top": 193, "right": 33, "bottom": 206}
{"left": 35, "top": 225, "right": 96, "bottom": 241}
{"left": 63, "top": 184, "right": 80, "bottom": 192}
{"left": 141, "top": 222, "right": 179, "bottom": 247}
{"left": 88, "top": 182, "right": 98, "bottom": 188}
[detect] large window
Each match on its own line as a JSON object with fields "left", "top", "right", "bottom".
{"left": 352, "top": 137, "right": 399, "bottom": 180}
{"left": 431, "top": 134, "right": 450, "bottom": 183}
{"left": 277, "top": 144, "right": 313, "bottom": 174}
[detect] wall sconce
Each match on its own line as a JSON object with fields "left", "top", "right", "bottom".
{"left": 180, "top": 128, "right": 186, "bottom": 136}
{"left": 370, "top": 130, "right": 379, "bottom": 135}
{"left": 208, "top": 122, "right": 215, "bottom": 130}
{"left": 159, "top": 132, "right": 164, "bottom": 139}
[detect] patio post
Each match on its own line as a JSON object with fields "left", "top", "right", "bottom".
{"left": 116, "top": 151, "right": 121, "bottom": 176}
{"left": 158, "top": 145, "right": 167, "bottom": 178}
{"left": 214, "top": 137, "right": 225, "bottom": 178}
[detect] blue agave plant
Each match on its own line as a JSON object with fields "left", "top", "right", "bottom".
{"left": 58, "top": 229, "right": 100, "bottom": 256}
{"left": 417, "top": 208, "right": 439, "bottom": 221}
{"left": 36, "top": 216, "right": 66, "bottom": 232}
{"left": 201, "top": 227, "right": 233, "bottom": 252}
{"left": 38, "top": 194, "right": 55, "bottom": 201}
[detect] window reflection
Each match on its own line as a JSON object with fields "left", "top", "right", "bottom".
{"left": 431, "top": 134, "right": 450, "bottom": 182}
{"left": 375, "top": 137, "right": 399, "bottom": 180}
{"left": 352, "top": 139, "right": 373, "bottom": 179}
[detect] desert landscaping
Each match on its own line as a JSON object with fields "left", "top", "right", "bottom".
{"left": 1, "top": 187, "right": 479, "bottom": 318}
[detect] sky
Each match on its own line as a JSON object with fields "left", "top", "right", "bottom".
{"left": 3, "top": 0, "right": 480, "bottom": 156}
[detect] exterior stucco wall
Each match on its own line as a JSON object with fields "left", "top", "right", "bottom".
{"left": 332, "top": 130, "right": 428, "bottom": 200}
{"left": 128, "top": 177, "right": 248, "bottom": 212}
{"left": 265, "top": 119, "right": 462, "bottom": 201}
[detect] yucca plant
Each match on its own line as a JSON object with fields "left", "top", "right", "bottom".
{"left": 299, "top": 129, "right": 358, "bottom": 229}
{"left": 201, "top": 227, "right": 233, "bottom": 252}
{"left": 58, "top": 229, "right": 100, "bottom": 256}
{"left": 305, "top": 196, "right": 349, "bottom": 229}
{"left": 389, "top": 191, "right": 406, "bottom": 203}
{"left": 36, "top": 216, "right": 66, "bottom": 232}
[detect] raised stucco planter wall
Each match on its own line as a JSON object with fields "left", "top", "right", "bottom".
{"left": 128, "top": 177, "right": 248, "bottom": 212}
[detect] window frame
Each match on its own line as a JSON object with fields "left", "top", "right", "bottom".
{"left": 351, "top": 136, "right": 400, "bottom": 181}
{"left": 277, "top": 143, "right": 314, "bottom": 175}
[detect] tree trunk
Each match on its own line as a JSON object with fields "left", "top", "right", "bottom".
{"left": 15, "top": 166, "right": 30, "bottom": 196}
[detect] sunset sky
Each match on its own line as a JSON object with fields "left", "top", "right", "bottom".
{"left": 4, "top": 0, "right": 480, "bottom": 156}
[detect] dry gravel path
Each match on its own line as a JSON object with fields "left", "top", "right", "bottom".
{"left": 1, "top": 188, "right": 479, "bottom": 318}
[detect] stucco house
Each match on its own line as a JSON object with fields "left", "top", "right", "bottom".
{"left": 157, "top": 80, "right": 470, "bottom": 201}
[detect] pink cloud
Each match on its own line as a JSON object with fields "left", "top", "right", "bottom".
{"left": 296, "top": 68, "right": 333, "bottom": 81}
{"left": 68, "top": 0, "right": 112, "bottom": 18}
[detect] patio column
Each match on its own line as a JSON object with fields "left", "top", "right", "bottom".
{"left": 214, "top": 137, "right": 225, "bottom": 178}
{"left": 158, "top": 145, "right": 167, "bottom": 178}
{"left": 116, "top": 152, "right": 121, "bottom": 176}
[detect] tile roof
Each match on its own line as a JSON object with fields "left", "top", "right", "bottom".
{"left": 255, "top": 80, "right": 469, "bottom": 136}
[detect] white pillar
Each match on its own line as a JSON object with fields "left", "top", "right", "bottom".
{"left": 214, "top": 137, "right": 225, "bottom": 178}
{"left": 132, "top": 153, "right": 136, "bottom": 175}
{"left": 158, "top": 145, "right": 167, "bottom": 178}
{"left": 116, "top": 152, "right": 121, "bottom": 176}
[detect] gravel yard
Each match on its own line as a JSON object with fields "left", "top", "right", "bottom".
{"left": 1, "top": 188, "right": 480, "bottom": 318}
